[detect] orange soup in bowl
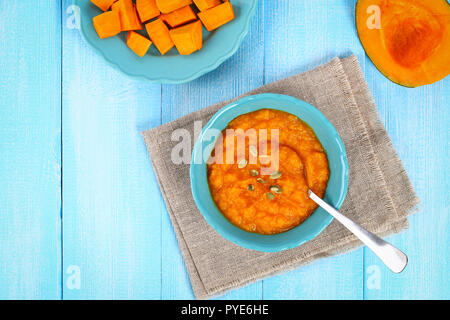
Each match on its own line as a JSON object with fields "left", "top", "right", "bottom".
{"left": 207, "top": 109, "right": 330, "bottom": 235}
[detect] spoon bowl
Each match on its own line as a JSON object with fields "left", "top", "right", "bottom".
{"left": 308, "top": 189, "right": 408, "bottom": 273}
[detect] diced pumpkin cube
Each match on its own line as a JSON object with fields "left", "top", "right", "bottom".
{"left": 93, "top": 11, "right": 121, "bottom": 39}
{"left": 198, "top": 1, "right": 234, "bottom": 31}
{"left": 145, "top": 19, "right": 175, "bottom": 55}
{"left": 136, "top": 0, "right": 160, "bottom": 23}
{"left": 112, "top": 0, "right": 142, "bottom": 31}
{"left": 156, "top": 0, "right": 193, "bottom": 14}
{"left": 90, "top": 0, "right": 116, "bottom": 11}
{"left": 193, "top": 0, "right": 221, "bottom": 11}
{"left": 169, "top": 20, "right": 203, "bottom": 55}
{"left": 160, "top": 6, "right": 197, "bottom": 28}
{"left": 127, "top": 31, "right": 152, "bottom": 57}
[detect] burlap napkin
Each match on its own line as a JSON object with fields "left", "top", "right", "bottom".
{"left": 142, "top": 55, "right": 419, "bottom": 299}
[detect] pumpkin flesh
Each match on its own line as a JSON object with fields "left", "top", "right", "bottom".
{"left": 356, "top": 0, "right": 450, "bottom": 87}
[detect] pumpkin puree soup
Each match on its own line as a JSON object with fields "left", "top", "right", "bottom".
{"left": 207, "top": 109, "right": 330, "bottom": 235}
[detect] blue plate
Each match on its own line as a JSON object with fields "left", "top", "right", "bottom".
{"left": 190, "top": 93, "right": 349, "bottom": 252}
{"left": 74, "top": 0, "right": 258, "bottom": 83}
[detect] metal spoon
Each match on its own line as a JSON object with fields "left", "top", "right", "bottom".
{"left": 308, "top": 189, "right": 408, "bottom": 273}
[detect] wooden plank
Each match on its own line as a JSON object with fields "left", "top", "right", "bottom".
{"left": 160, "top": 0, "right": 265, "bottom": 300}
{"left": 0, "top": 1, "right": 62, "bottom": 299}
{"left": 61, "top": 0, "right": 162, "bottom": 299}
{"left": 363, "top": 62, "right": 450, "bottom": 299}
{"left": 262, "top": 0, "right": 365, "bottom": 300}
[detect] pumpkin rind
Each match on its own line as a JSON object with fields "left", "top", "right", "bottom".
{"left": 356, "top": 0, "right": 450, "bottom": 87}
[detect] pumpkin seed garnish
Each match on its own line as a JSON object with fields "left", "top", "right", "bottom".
{"left": 266, "top": 192, "right": 275, "bottom": 200}
{"left": 270, "top": 171, "right": 282, "bottom": 179}
{"left": 256, "top": 178, "right": 267, "bottom": 184}
{"left": 250, "top": 169, "right": 259, "bottom": 176}
{"left": 249, "top": 145, "right": 258, "bottom": 157}
{"left": 270, "top": 185, "right": 283, "bottom": 194}
{"left": 247, "top": 184, "right": 255, "bottom": 191}
{"left": 238, "top": 158, "right": 248, "bottom": 168}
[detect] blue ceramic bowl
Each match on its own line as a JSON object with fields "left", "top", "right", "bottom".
{"left": 74, "top": 0, "right": 258, "bottom": 83}
{"left": 190, "top": 93, "right": 349, "bottom": 252}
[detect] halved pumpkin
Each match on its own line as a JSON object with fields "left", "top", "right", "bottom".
{"left": 356, "top": 0, "right": 450, "bottom": 87}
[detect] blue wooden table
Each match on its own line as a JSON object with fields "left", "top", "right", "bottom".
{"left": 0, "top": 0, "right": 448, "bottom": 300}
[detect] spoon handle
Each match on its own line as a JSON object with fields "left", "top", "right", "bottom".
{"left": 308, "top": 190, "right": 408, "bottom": 273}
